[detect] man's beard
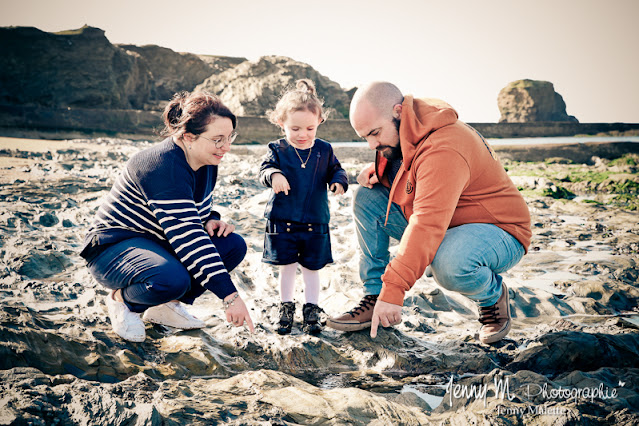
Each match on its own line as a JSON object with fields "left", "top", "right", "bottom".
{"left": 377, "top": 117, "right": 402, "bottom": 160}
{"left": 378, "top": 145, "right": 401, "bottom": 160}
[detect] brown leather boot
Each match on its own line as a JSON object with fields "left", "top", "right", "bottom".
{"left": 478, "top": 283, "right": 512, "bottom": 344}
{"left": 326, "top": 294, "right": 378, "bottom": 331}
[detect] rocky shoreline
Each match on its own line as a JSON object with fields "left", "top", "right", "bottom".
{"left": 0, "top": 137, "right": 638, "bottom": 424}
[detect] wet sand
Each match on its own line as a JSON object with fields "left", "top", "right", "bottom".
{"left": 0, "top": 136, "right": 637, "bottom": 424}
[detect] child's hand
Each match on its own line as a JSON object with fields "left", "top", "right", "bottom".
{"left": 330, "top": 183, "right": 345, "bottom": 195}
{"left": 272, "top": 173, "right": 290, "bottom": 195}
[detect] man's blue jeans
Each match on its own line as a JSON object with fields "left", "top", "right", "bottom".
{"left": 353, "top": 184, "right": 524, "bottom": 307}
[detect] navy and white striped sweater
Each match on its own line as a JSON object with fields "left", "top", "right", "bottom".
{"left": 82, "top": 137, "right": 235, "bottom": 299}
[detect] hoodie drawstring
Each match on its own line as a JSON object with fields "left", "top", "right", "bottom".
{"left": 384, "top": 166, "right": 406, "bottom": 226}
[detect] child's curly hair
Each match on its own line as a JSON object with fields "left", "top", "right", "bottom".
{"left": 268, "top": 79, "right": 328, "bottom": 126}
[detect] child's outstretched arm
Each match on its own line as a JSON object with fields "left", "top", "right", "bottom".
{"left": 260, "top": 142, "right": 291, "bottom": 195}
{"left": 259, "top": 143, "right": 283, "bottom": 187}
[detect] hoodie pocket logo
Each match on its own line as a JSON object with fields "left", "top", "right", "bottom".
{"left": 406, "top": 179, "right": 414, "bottom": 195}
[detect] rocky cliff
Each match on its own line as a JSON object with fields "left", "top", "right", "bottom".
{"left": 498, "top": 79, "right": 578, "bottom": 123}
{"left": 2, "top": 25, "right": 601, "bottom": 133}
{"left": 0, "top": 26, "right": 247, "bottom": 111}
{"left": 0, "top": 26, "right": 153, "bottom": 109}
{"left": 0, "top": 26, "right": 354, "bottom": 118}
{"left": 117, "top": 44, "right": 216, "bottom": 103}
{"left": 196, "top": 55, "right": 352, "bottom": 118}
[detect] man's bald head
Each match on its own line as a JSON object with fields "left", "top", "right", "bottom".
{"left": 349, "top": 82, "right": 404, "bottom": 158}
{"left": 350, "top": 82, "right": 404, "bottom": 120}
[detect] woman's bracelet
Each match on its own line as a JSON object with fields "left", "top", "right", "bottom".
{"left": 223, "top": 293, "right": 239, "bottom": 310}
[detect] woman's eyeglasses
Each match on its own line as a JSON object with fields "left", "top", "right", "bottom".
{"left": 199, "top": 132, "right": 238, "bottom": 148}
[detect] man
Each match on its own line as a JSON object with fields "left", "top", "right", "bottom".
{"left": 326, "top": 82, "right": 531, "bottom": 344}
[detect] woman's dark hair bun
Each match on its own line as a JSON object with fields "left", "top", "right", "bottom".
{"left": 163, "top": 92, "right": 189, "bottom": 132}
{"left": 161, "top": 91, "right": 236, "bottom": 138}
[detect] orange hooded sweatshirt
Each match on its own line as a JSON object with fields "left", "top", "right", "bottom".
{"left": 377, "top": 96, "right": 531, "bottom": 306}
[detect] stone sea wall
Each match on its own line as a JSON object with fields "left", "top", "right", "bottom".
{"left": 1, "top": 104, "right": 638, "bottom": 142}
{"left": 468, "top": 122, "right": 639, "bottom": 138}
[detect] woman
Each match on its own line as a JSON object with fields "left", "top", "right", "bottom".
{"left": 81, "top": 91, "right": 254, "bottom": 342}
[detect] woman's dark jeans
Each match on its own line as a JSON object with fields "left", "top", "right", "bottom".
{"left": 87, "top": 234, "right": 246, "bottom": 313}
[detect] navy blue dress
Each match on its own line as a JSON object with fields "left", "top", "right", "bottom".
{"left": 259, "top": 138, "right": 348, "bottom": 270}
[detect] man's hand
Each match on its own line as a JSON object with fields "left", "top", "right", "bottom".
{"left": 205, "top": 219, "right": 235, "bottom": 237}
{"left": 370, "top": 299, "right": 402, "bottom": 338}
{"left": 357, "top": 163, "right": 379, "bottom": 188}
{"left": 224, "top": 292, "right": 255, "bottom": 333}
{"left": 330, "top": 182, "right": 345, "bottom": 195}
{"left": 272, "top": 173, "right": 290, "bottom": 195}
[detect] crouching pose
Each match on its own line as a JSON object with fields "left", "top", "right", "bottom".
{"left": 81, "top": 91, "right": 254, "bottom": 342}
{"left": 327, "top": 82, "right": 531, "bottom": 344}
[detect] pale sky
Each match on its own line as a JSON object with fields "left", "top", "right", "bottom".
{"left": 1, "top": 0, "right": 637, "bottom": 123}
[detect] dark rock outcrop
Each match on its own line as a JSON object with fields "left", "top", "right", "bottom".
{"left": 117, "top": 45, "right": 244, "bottom": 103}
{"left": 195, "top": 55, "right": 352, "bottom": 118}
{"left": 15, "top": 250, "right": 73, "bottom": 279}
{"left": 0, "top": 26, "right": 247, "bottom": 112}
{"left": 498, "top": 79, "right": 578, "bottom": 123}
{"left": 507, "top": 331, "right": 639, "bottom": 376}
{"left": 345, "top": 86, "right": 358, "bottom": 104}
{"left": 0, "top": 26, "right": 153, "bottom": 109}
{"left": 0, "top": 26, "right": 351, "bottom": 120}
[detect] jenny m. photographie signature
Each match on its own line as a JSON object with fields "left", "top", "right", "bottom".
{"left": 444, "top": 375, "right": 624, "bottom": 410}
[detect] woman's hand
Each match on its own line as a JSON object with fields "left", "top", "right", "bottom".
{"left": 330, "top": 183, "right": 345, "bottom": 195}
{"left": 272, "top": 173, "right": 290, "bottom": 195}
{"left": 357, "top": 163, "right": 379, "bottom": 188}
{"left": 224, "top": 292, "right": 255, "bottom": 333}
{"left": 205, "top": 219, "right": 235, "bottom": 237}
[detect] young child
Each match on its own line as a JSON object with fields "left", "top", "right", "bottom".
{"left": 260, "top": 79, "right": 348, "bottom": 335}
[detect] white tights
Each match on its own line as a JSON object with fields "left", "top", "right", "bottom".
{"left": 279, "top": 263, "right": 320, "bottom": 305}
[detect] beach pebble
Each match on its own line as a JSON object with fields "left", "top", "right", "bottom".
{"left": 15, "top": 249, "right": 73, "bottom": 278}
{"left": 38, "top": 213, "right": 59, "bottom": 227}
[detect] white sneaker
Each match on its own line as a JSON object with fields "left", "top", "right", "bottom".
{"left": 105, "top": 293, "right": 146, "bottom": 342}
{"left": 142, "top": 301, "right": 205, "bottom": 329}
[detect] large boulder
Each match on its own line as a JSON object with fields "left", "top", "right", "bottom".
{"left": 0, "top": 26, "right": 153, "bottom": 109}
{"left": 117, "top": 45, "right": 245, "bottom": 102}
{"left": 498, "top": 79, "right": 578, "bottom": 123}
{"left": 195, "top": 55, "right": 352, "bottom": 118}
